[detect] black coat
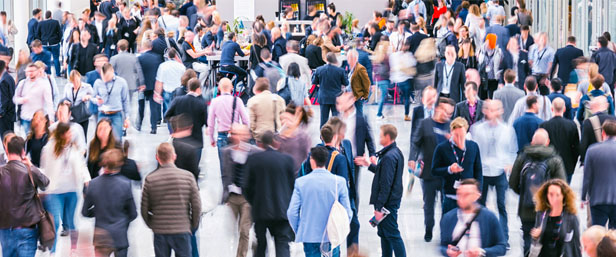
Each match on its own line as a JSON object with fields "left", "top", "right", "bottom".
{"left": 411, "top": 118, "right": 450, "bottom": 180}
{"left": 368, "top": 142, "right": 404, "bottom": 210}
{"left": 454, "top": 100, "right": 484, "bottom": 126}
{"left": 272, "top": 37, "right": 287, "bottom": 63}
{"left": 243, "top": 148, "right": 295, "bottom": 221}
{"left": 591, "top": 47, "right": 616, "bottom": 86}
{"left": 85, "top": 23, "right": 100, "bottom": 45}
{"left": 100, "top": 1, "right": 118, "bottom": 20}
{"left": 70, "top": 42, "right": 98, "bottom": 75}
{"left": 172, "top": 137, "right": 201, "bottom": 182}
{"left": 520, "top": 35, "right": 534, "bottom": 52}
{"left": 0, "top": 71, "right": 16, "bottom": 121}
{"left": 152, "top": 35, "right": 181, "bottom": 58}
{"left": 580, "top": 112, "right": 616, "bottom": 164}
{"left": 82, "top": 173, "right": 137, "bottom": 249}
{"left": 550, "top": 45, "right": 584, "bottom": 84}
{"left": 27, "top": 18, "right": 38, "bottom": 45}
{"left": 119, "top": 158, "right": 141, "bottom": 181}
{"left": 410, "top": 105, "right": 428, "bottom": 143}
{"left": 118, "top": 16, "right": 140, "bottom": 45}
{"left": 406, "top": 31, "right": 428, "bottom": 54}
{"left": 540, "top": 116, "right": 579, "bottom": 176}
{"left": 500, "top": 50, "right": 530, "bottom": 89}
{"left": 36, "top": 19, "right": 62, "bottom": 45}
{"left": 137, "top": 50, "right": 163, "bottom": 91}
{"left": 164, "top": 94, "right": 208, "bottom": 148}
{"left": 369, "top": 31, "right": 383, "bottom": 51}
{"left": 305, "top": 44, "right": 325, "bottom": 69}
{"left": 434, "top": 61, "right": 466, "bottom": 103}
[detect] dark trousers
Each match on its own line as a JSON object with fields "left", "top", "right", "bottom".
{"left": 377, "top": 204, "right": 406, "bottom": 257}
{"left": 78, "top": 119, "right": 89, "bottom": 139}
{"left": 591, "top": 204, "right": 616, "bottom": 229}
{"left": 221, "top": 65, "right": 247, "bottom": 84}
{"left": 442, "top": 197, "right": 457, "bottom": 216}
{"left": 153, "top": 233, "right": 192, "bottom": 257}
{"left": 347, "top": 198, "right": 360, "bottom": 247}
{"left": 521, "top": 220, "right": 534, "bottom": 255}
{"left": 95, "top": 247, "right": 128, "bottom": 257}
{"left": 421, "top": 178, "right": 442, "bottom": 234}
{"left": 0, "top": 116, "right": 14, "bottom": 140}
{"left": 320, "top": 104, "right": 338, "bottom": 127}
{"left": 481, "top": 79, "right": 499, "bottom": 99}
{"left": 354, "top": 99, "right": 364, "bottom": 116}
{"left": 397, "top": 79, "right": 413, "bottom": 115}
{"left": 137, "top": 91, "right": 161, "bottom": 132}
{"left": 479, "top": 173, "right": 509, "bottom": 241}
{"left": 254, "top": 220, "right": 293, "bottom": 257}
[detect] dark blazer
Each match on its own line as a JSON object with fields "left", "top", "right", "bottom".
{"left": 152, "top": 35, "right": 181, "bottom": 58}
{"left": 172, "top": 137, "right": 201, "bottom": 182}
{"left": 118, "top": 16, "right": 140, "bottom": 44}
{"left": 406, "top": 32, "right": 429, "bottom": 54}
{"left": 513, "top": 112, "right": 544, "bottom": 152}
{"left": 27, "top": 18, "right": 38, "bottom": 45}
{"left": 312, "top": 64, "right": 348, "bottom": 104}
{"left": 434, "top": 61, "right": 466, "bottom": 103}
{"left": 485, "top": 24, "right": 510, "bottom": 50}
{"left": 540, "top": 116, "right": 579, "bottom": 176}
{"left": 440, "top": 207, "right": 507, "bottom": 257}
{"left": 369, "top": 30, "right": 383, "bottom": 51}
{"left": 548, "top": 93, "right": 573, "bottom": 119}
{"left": 301, "top": 144, "right": 349, "bottom": 182}
{"left": 533, "top": 211, "right": 582, "bottom": 257}
{"left": 164, "top": 94, "right": 208, "bottom": 148}
{"left": 411, "top": 117, "right": 449, "bottom": 180}
{"left": 454, "top": 100, "right": 484, "bottom": 126}
{"left": 580, "top": 112, "right": 616, "bottom": 164}
{"left": 100, "top": 1, "right": 117, "bottom": 20}
{"left": 70, "top": 42, "right": 99, "bottom": 75}
{"left": 243, "top": 147, "right": 295, "bottom": 221}
{"left": 432, "top": 140, "right": 483, "bottom": 196}
{"left": 137, "top": 50, "right": 164, "bottom": 91}
{"left": 550, "top": 45, "right": 584, "bottom": 84}
{"left": 305, "top": 44, "right": 326, "bottom": 69}
{"left": 410, "top": 106, "right": 427, "bottom": 141}
{"left": 82, "top": 173, "right": 137, "bottom": 249}
{"left": 119, "top": 158, "right": 141, "bottom": 181}
{"left": 500, "top": 50, "right": 530, "bottom": 89}
{"left": 0, "top": 71, "right": 16, "bottom": 121}
{"left": 591, "top": 47, "right": 616, "bottom": 86}
{"left": 368, "top": 142, "right": 404, "bottom": 210}
{"left": 272, "top": 37, "right": 287, "bottom": 63}
{"left": 36, "top": 19, "right": 62, "bottom": 45}
{"left": 520, "top": 35, "right": 534, "bottom": 52}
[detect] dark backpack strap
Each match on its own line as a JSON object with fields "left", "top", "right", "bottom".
{"left": 231, "top": 95, "right": 237, "bottom": 124}
{"left": 451, "top": 208, "right": 482, "bottom": 246}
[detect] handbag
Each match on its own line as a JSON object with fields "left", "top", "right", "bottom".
{"left": 70, "top": 86, "right": 91, "bottom": 123}
{"left": 324, "top": 151, "right": 351, "bottom": 248}
{"left": 26, "top": 165, "right": 56, "bottom": 251}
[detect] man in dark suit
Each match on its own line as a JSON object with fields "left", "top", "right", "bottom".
{"left": 550, "top": 36, "right": 584, "bottom": 85}
{"left": 82, "top": 149, "right": 137, "bottom": 257}
{"left": 434, "top": 46, "right": 466, "bottom": 103}
{"left": 410, "top": 97, "right": 455, "bottom": 242}
{"left": 0, "top": 60, "right": 15, "bottom": 137}
{"left": 410, "top": 86, "right": 438, "bottom": 143}
{"left": 406, "top": 23, "right": 428, "bottom": 54}
{"left": 580, "top": 95, "right": 616, "bottom": 165}
{"left": 540, "top": 98, "right": 579, "bottom": 183}
{"left": 485, "top": 15, "right": 510, "bottom": 50}
{"left": 500, "top": 37, "right": 531, "bottom": 90}
{"left": 27, "top": 9, "right": 42, "bottom": 47}
{"left": 312, "top": 52, "right": 348, "bottom": 127}
{"left": 454, "top": 82, "right": 484, "bottom": 127}
{"left": 519, "top": 25, "right": 534, "bottom": 52}
{"left": 547, "top": 78, "right": 573, "bottom": 119}
{"left": 137, "top": 39, "right": 164, "bottom": 134}
{"left": 243, "top": 131, "right": 295, "bottom": 257}
{"left": 36, "top": 11, "right": 63, "bottom": 77}
{"left": 164, "top": 78, "right": 208, "bottom": 163}
{"left": 99, "top": 0, "right": 118, "bottom": 21}
{"left": 168, "top": 114, "right": 200, "bottom": 182}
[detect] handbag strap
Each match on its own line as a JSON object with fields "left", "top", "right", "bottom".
{"left": 230, "top": 95, "right": 237, "bottom": 124}
{"left": 451, "top": 207, "right": 482, "bottom": 246}
{"left": 25, "top": 163, "right": 46, "bottom": 217}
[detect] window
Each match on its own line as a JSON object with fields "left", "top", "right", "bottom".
{"left": 0, "top": 0, "right": 13, "bottom": 20}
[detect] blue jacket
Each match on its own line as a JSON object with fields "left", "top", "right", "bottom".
{"left": 27, "top": 18, "right": 38, "bottom": 45}
{"left": 137, "top": 50, "right": 164, "bottom": 91}
{"left": 577, "top": 89, "right": 615, "bottom": 123}
{"left": 31, "top": 51, "right": 53, "bottom": 74}
{"left": 272, "top": 37, "right": 287, "bottom": 63}
{"left": 548, "top": 93, "right": 573, "bottom": 120}
{"left": 432, "top": 140, "right": 483, "bottom": 196}
{"left": 301, "top": 144, "right": 349, "bottom": 185}
{"left": 287, "top": 169, "right": 352, "bottom": 243}
{"left": 357, "top": 49, "right": 373, "bottom": 84}
{"left": 312, "top": 64, "right": 348, "bottom": 105}
{"left": 440, "top": 207, "right": 507, "bottom": 257}
{"left": 220, "top": 41, "right": 244, "bottom": 66}
{"left": 550, "top": 45, "right": 584, "bottom": 84}
{"left": 513, "top": 112, "right": 543, "bottom": 152}
{"left": 368, "top": 142, "right": 404, "bottom": 210}
{"left": 485, "top": 24, "right": 510, "bottom": 50}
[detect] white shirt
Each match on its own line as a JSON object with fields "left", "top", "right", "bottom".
{"left": 389, "top": 31, "right": 411, "bottom": 52}
{"left": 442, "top": 62, "right": 455, "bottom": 94}
{"left": 452, "top": 210, "right": 482, "bottom": 255}
{"left": 156, "top": 60, "right": 187, "bottom": 92}
{"left": 94, "top": 21, "right": 104, "bottom": 43}
{"left": 389, "top": 51, "right": 417, "bottom": 83}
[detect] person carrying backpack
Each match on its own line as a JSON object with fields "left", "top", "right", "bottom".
{"left": 577, "top": 74, "right": 615, "bottom": 124}
{"left": 509, "top": 128, "right": 566, "bottom": 256}
{"left": 252, "top": 48, "right": 286, "bottom": 94}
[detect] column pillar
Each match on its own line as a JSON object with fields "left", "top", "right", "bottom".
{"left": 14, "top": 0, "right": 29, "bottom": 55}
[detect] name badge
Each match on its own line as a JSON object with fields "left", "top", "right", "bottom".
{"left": 124, "top": 33, "right": 130, "bottom": 38}
{"left": 486, "top": 67, "right": 492, "bottom": 72}
{"left": 454, "top": 180, "right": 461, "bottom": 189}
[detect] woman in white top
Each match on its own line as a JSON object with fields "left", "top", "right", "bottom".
{"left": 40, "top": 122, "right": 91, "bottom": 255}
{"left": 389, "top": 40, "right": 417, "bottom": 120}
{"left": 63, "top": 70, "right": 94, "bottom": 135}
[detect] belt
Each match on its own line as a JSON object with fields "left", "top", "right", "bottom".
{"left": 218, "top": 131, "right": 229, "bottom": 135}
{"left": 100, "top": 110, "right": 120, "bottom": 115}
{"left": 13, "top": 224, "right": 37, "bottom": 229}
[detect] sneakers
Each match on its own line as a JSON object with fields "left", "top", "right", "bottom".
{"left": 60, "top": 229, "right": 69, "bottom": 237}
{"left": 404, "top": 115, "right": 411, "bottom": 121}
{"left": 377, "top": 115, "right": 386, "bottom": 120}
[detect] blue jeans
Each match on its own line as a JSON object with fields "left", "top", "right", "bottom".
{"left": 216, "top": 132, "right": 229, "bottom": 171}
{"left": 591, "top": 204, "right": 616, "bottom": 229}
{"left": 99, "top": 111, "right": 124, "bottom": 140}
{"left": 479, "top": 173, "right": 509, "bottom": 241}
{"left": 303, "top": 242, "right": 339, "bottom": 257}
{"left": 162, "top": 90, "right": 174, "bottom": 117}
{"left": 43, "top": 44, "right": 61, "bottom": 76}
{"left": 377, "top": 204, "right": 406, "bottom": 257}
{"left": 20, "top": 119, "right": 31, "bottom": 136}
{"left": 377, "top": 80, "right": 390, "bottom": 117}
{"left": 354, "top": 99, "right": 364, "bottom": 116}
{"left": 43, "top": 192, "right": 78, "bottom": 252}
{"left": 0, "top": 227, "right": 38, "bottom": 257}
{"left": 397, "top": 79, "right": 413, "bottom": 115}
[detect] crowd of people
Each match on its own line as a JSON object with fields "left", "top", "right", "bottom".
{"left": 2, "top": 0, "right": 616, "bottom": 257}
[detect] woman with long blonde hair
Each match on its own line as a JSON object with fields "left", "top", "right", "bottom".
{"left": 577, "top": 63, "right": 613, "bottom": 96}
{"left": 530, "top": 179, "right": 582, "bottom": 257}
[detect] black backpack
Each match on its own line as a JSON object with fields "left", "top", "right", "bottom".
{"left": 519, "top": 159, "right": 549, "bottom": 209}
{"left": 277, "top": 77, "right": 292, "bottom": 105}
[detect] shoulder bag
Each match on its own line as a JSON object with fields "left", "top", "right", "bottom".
{"left": 324, "top": 150, "right": 351, "bottom": 249}
{"left": 70, "top": 85, "right": 92, "bottom": 123}
{"left": 26, "top": 165, "right": 56, "bottom": 251}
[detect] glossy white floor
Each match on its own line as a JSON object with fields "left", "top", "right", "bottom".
{"left": 1, "top": 79, "right": 587, "bottom": 257}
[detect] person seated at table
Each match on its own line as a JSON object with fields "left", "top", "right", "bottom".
{"left": 220, "top": 32, "right": 248, "bottom": 85}
{"left": 201, "top": 24, "right": 218, "bottom": 49}
{"left": 182, "top": 30, "right": 212, "bottom": 84}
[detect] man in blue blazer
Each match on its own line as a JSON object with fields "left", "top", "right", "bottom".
{"left": 27, "top": 9, "right": 42, "bottom": 47}
{"left": 313, "top": 52, "right": 348, "bottom": 127}
{"left": 301, "top": 124, "right": 349, "bottom": 182}
{"left": 440, "top": 179, "right": 507, "bottom": 257}
{"left": 287, "top": 146, "right": 352, "bottom": 257}
{"left": 550, "top": 36, "right": 584, "bottom": 85}
{"left": 500, "top": 37, "right": 531, "bottom": 90}
{"left": 137, "top": 39, "right": 164, "bottom": 134}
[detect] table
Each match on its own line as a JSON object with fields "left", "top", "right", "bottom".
{"left": 206, "top": 52, "right": 251, "bottom": 88}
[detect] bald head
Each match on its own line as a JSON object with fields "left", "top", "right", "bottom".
{"left": 531, "top": 128, "right": 550, "bottom": 146}
{"left": 271, "top": 27, "right": 281, "bottom": 40}
{"left": 218, "top": 78, "right": 233, "bottom": 93}
{"left": 551, "top": 97, "right": 565, "bottom": 115}
{"left": 590, "top": 95, "right": 609, "bottom": 114}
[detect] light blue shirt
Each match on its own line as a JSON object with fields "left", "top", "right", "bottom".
{"left": 407, "top": 0, "right": 427, "bottom": 21}
{"left": 287, "top": 168, "right": 352, "bottom": 243}
{"left": 92, "top": 76, "right": 131, "bottom": 119}
{"left": 529, "top": 45, "right": 555, "bottom": 75}
{"left": 469, "top": 120, "right": 518, "bottom": 177}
